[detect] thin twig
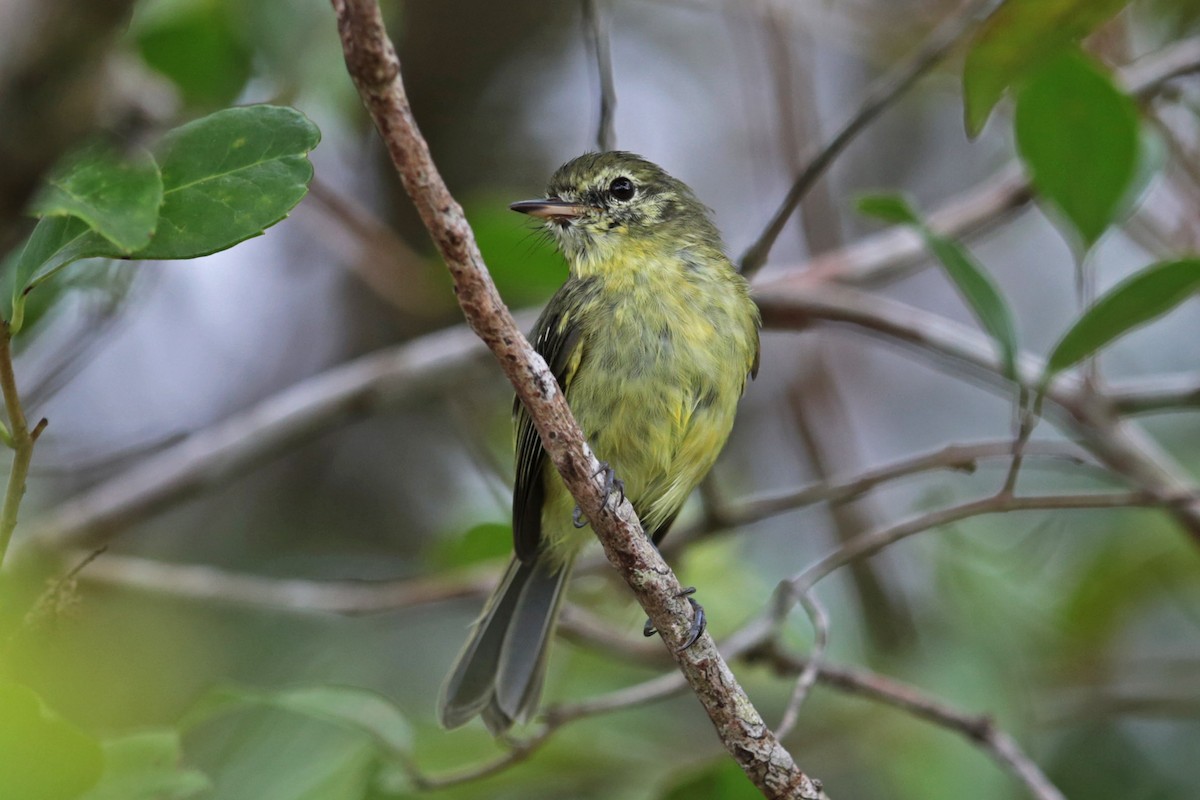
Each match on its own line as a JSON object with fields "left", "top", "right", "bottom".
{"left": 329, "top": 2, "right": 826, "bottom": 796}
{"left": 757, "top": 34, "right": 1200, "bottom": 288}
{"left": 65, "top": 437, "right": 1092, "bottom": 616}
{"left": 0, "top": 326, "right": 46, "bottom": 566}
{"left": 786, "top": 490, "right": 1174, "bottom": 596}
{"left": 751, "top": 645, "right": 1066, "bottom": 800}
{"left": 774, "top": 590, "right": 829, "bottom": 741}
{"left": 756, "top": 282, "right": 1200, "bottom": 542}
{"left": 693, "top": 438, "right": 1092, "bottom": 536}
{"left": 582, "top": 0, "right": 617, "bottom": 152}
{"left": 739, "top": 0, "right": 999, "bottom": 276}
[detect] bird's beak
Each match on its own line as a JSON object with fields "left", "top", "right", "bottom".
{"left": 509, "top": 198, "right": 590, "bottom": 220}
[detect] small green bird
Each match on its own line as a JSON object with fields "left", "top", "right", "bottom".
{"left": 438, "top": 152, "right": 760, "bottom": 734}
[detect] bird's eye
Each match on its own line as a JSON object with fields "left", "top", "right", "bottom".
{"left": 608, "top": 176, "right": 636, "bottom": 201}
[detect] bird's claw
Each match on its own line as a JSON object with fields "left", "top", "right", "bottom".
{"left": 572, "top": 462, "right": 626, "bottom": 529}
{"left": 643, "top": 586, "right": 706, "bottom": 652}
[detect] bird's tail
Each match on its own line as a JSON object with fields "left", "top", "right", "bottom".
{"left": 438, "top": 553, "right": 572, "bottom": 734}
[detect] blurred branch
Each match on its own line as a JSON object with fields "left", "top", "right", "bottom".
{"left": 0, "top": 327, "right": 47, "bottom": 566}
{"left": 304, "top": 178, "right": 447, "bottom": 320}
{"left": 756, "top": 283, "right": 1200, "bottom": 543}
{"left": 693, "top": 438, "right": 1092, "bottom": 537}
{"left": 773, "top": 164, "right": 1032, "bottom": 288}
{"left": 773, "top": 589, "right": 828, "bottom": 741}
{"left": 25, "top": 321, "right": 499, "bottom": 554}
{"left": 582, "top": 0, "right": 617, "bottom": 152}
{"left": 76, "top": 551, "right": 496, "bottom": 613}
{"left": 785, "top": 489, "right": 1176, "bottom": 595}
{"left": 329, "top": 1, "right": 827, "bottom": 796}
{"left": 1110, "top": 374, "right": 1200, "bottom": 415}
{"left": 64, "top": 436, "right": 1093, "bottom": 615}
{"left": 756, "top": 33, "right": 1200, "bottom": 288}
{"left": 739, "top": 0, "right": 999, "bottom": 276}
{"left": 750, "top": 643, "right": 1066, "bottom": 800}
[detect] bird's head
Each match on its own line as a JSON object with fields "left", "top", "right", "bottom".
{"left": 511, "top": 151, "right": 723, "bottom": 271}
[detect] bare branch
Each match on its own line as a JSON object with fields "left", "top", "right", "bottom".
{"left": 787, "top": 490, "right": 1175, "bottom": 595}
{"left": 75, "top": 551, "right": 495, "bottom": 614}
{"left": 692, "top": 438, "right": 1092, "bottom": 537}
{"left": 756, "top": 282, "right": 1200, "bottom": 542}
{"left": 739, "top": 0, "right": 999, "bottom": 276}
{"left": 329, "top": 1, "right": 826, "bottom": 795}
{"left": 1110, "top": 374, "right": 1200, "bottom": 416}
{"left": 582, "top": 0, "right": 617, "bottom": 152}
{"left": 304, "top": 178, "right": 447, "bottom": 320}
{"left": 774, "top": 590, "right": 829, "bottom": 741}
{"left": 26, "top": 321, "right": 499, "bottom": 553}
{"left": 756, "top": 33, "right": 1200, "bottom": 287}
{"left": 752, "top": 645, "right": 1066, "bottom": 800}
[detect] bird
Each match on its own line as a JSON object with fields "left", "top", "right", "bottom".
{"left": 438, "top": 151, "right": 760, "bottom": 734}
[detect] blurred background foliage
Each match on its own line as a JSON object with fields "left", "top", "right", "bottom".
{"left": 0, "top": 0, "right": 1199, "bottom": 798}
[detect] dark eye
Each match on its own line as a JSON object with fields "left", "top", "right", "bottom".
{"left": 608, "top": 176, "right": 635, "bottom": 201}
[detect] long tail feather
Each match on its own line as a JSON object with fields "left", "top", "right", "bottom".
{"left": 438, "top": 555, "right": 572, "bottom": 734}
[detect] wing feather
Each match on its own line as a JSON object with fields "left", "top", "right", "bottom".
{"left": 512, "top": 283, "right": 589, "bottom": 562}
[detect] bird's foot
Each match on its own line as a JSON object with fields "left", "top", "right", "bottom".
{"left": 643, "top": 586, "right": 707, "bottom": 652}
{"left": 572, "top": 461, "right": 625, "bottom": 528}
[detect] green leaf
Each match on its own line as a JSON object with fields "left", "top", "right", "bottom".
{"left": 5, "top": 216, "right": 116, "bottom": 332}
{"left": 80, "top": 730, "right": 210, "bottom": 800}
{"left": 30, "top": 141, "right": 163, "bottom": 254}
{"left": 1044, "top": 258, "right": 1200, "bottom": 378}
{"left": 432, "top": 521, "right": 513, "bottom": 568}
{"left": 858, "top": 193, "right": 1019, "bottom": 379}
{"left": 135, "top": 0, "right": 253, "bottom": 109}
{"left": 138, "top": 104, "right": 320, "bottom": 260}
{"left": 962, "top": 0, "right": 1129, "bottom": 136}
{"left": 853, "top": 194, "right": 915, "bottom": 225}
{"left": 184, "top": 685, "right": 412, "bottom": 759}
{"left": 1015, "top": 51, "right": 1140, "bottom": 250}
{"left": 0, "top": 681, "right": 104, "bottom": 799}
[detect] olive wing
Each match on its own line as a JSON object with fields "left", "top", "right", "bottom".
{"left": 512, "top": 295, "right": 584, "bottom": 562}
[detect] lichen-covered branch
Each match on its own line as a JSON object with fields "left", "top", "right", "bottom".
{"left": 329, "top": 0, "right": 826, "bottom": 796}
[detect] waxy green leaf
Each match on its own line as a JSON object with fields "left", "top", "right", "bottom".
{"left": 858, "top": 193, "right": 1019, "bottom": 379}
{"left": 1015, "top": 51, "right": 1140, "bottom": 250}
{"left": 6, "top": 105, "right": 320, "bottom": 334}
{"left": 30, "top": 142, "right": 163, "bottom": 254}
{"left": 1045, "top": 259, "right": 1200, "bottom": 378}
{"left": 140, "top": 105, "right": 321, "bottom": 259}
{"left": 5, "top": 216, "right": 115, "bottom": 332}
{"left": 962, "top": 0, "right": 1129, "bottom": 136}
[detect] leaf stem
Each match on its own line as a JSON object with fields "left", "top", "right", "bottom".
{"left": 0, "top": 325, "right": 44, "bottom": 567}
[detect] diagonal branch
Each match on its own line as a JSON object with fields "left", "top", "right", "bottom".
{"left": 739, "top": 0, "right": 999, "bottom": 276}
{"left": 755, "top": 282, "right": 1200, "bottom": 543}
{"left": 329, "top": 1, "right": 826, "bottom": 796}
{"left": 751, "top": 644, "right": 1066, "bottom": 800}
